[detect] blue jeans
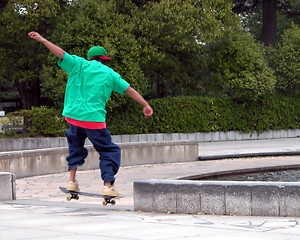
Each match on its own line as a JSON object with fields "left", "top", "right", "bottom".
{"left": 65, "top": 124, "right": 121, "bottom": 184}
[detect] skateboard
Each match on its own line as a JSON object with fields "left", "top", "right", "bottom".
{"left": 59, "top": 187, "right": 121, "bottom": 206}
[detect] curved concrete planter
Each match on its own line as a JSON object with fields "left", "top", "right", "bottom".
{"left": 134, "top": 179, "right": 300, "bottom": 217}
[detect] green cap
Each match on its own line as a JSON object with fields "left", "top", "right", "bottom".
{"left": 87, "top": 46, "right": 111, "bottom": 61}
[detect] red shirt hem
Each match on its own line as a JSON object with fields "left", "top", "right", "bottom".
{"left": 65, "top": 117, "right": 106, "bottom": 129}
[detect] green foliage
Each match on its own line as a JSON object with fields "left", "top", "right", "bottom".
{"left": 0, "top": 74, "right": 19, "bottom": 101}
{"left": 202, "top": 28, "right": 276, "bottom": 101}
{"left": 196, "top": 0, "right": 240, "bottom": 42}
{"left": 1, "top": 0, "right": 298, "bottom": 121}
{"left": 40, "top": 63, "right": 67, "bottom": 109}
{"left": 133, "top": 0, "right": 202, "bottom": 97}
{"left": 269, "top": 23, "right": 300, "bottom": 96}
{"left": 233, "top": 0, "right": 300, "bottom": 43}
{"left": 41, "top": 0, "right": 147, "bottom": 109}
{"left": 2, "top": 95, "right": 299, "bottom": 138}
{"left": 5, "top": 106, "right": 67, "bottom": 137}
{"left": 106, "top": 95, "right": 300, "bottom": 134}
{"left": 134, "top": 0, "right": 240, "bottom": 97}
{"left": 0, "top": 0, "right": 62, "bottom": 108}
{"left": 40, "top": 0, "right": 242, "bottom": 103}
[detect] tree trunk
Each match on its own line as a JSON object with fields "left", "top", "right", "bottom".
{"left": 262, "top": 0, "right": 277, "bottom": 47}
{"left": 15, "top": 79, "right": 40, "bottom": 109}
{"left": 156, "top": 77, "right": 169, "bottom": 98}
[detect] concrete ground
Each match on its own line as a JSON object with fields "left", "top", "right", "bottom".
{"left": 1, "top": 137, "right": 300, "bottom": 240}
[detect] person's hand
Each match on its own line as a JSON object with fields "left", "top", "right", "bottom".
{"left": 28, "top": 31, "right": 45, "bottom": 43}
{"left": 143, "top": 105, "right": 153, "bottom": 118}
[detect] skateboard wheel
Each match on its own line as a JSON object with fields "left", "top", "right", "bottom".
{"left": 102, "top": 200, "right": 108, "bottom": 206}
{"left": 74, "top": 195, "right": 79, "bottom": 200}
{"left": 111, "top": 200, "right": 116, "bottom": 205}
{"left": 66, "top": 196, "right": 71, "bottom": 201}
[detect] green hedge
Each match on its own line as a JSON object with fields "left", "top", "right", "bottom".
{"left": 5, "top": 106, "right": 68, "bottom": 137}
{"left": 106, "top": 95, "right": 300, "bottom": 135}
{"left": 2, "top": 94, "right": 299, "bottom": 137}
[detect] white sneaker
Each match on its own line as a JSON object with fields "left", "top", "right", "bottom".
{"left": 102, "top": 186, "right": 122, "bottom": 197}
{"left": 67, "top": 180, "right": 80, "bottom": 192}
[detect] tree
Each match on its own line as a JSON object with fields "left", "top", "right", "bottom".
{"left": 40, "top": 0, "right": 147, "bottom": 109}
{"left": 130, "top": 0, "right": 160, "bottom": 8}
{"left": 134, "top": 0, "right": 240, "bottom": 98}
{"left": 0, "top": 0, "right": 61, "bottom": 109}
{"left": 40, "top": 0, "right": 242, "bottom": 104}
{"left": 262, "top": 0, "right": 277, "bottom": 46}
{"left": 0, "top": 74, "right": 19, "bottom": 105}
{"left": 203, "top": 28, "right": 276, "bottom": 101}
{"left": 133, "top": 0, "right": 199, "bottom": 97}
{"left": 269, "top": 23, "right": 300, "bottom": 96}
{"left": 0, "top": 0, "right": 9, "bottom": 11}
{"left": 233, "top": 0, "right": 300, "bottom": 46}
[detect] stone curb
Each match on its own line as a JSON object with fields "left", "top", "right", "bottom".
{"left": 134, "top": 179, "right": 300, "bottom": 216}
{"left": 0, "top": 172, "right": 16, "bottom": 201}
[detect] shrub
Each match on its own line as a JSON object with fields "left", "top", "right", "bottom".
{"left": 269, "top": 23, "right": 300, "bottom": 96}
{"left": 2, "top": 95, "right": 299, "bottom": 138}
{"left": 5, "top": 106, "right": 67, "bottom": 137}
{"left": 202, "top": 28, "right": 276, "bottom": 101}
{"left": 106, "top": 94, "right": 300, "bottom": 135}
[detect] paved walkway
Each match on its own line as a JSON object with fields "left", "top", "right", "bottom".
{"left": 1, "top": 138, "right": 300, "bottom": 240}
{"left": 199, "top": 137, "right": 300, "bottom": 159}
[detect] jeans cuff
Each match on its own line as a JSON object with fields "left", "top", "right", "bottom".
{"left": 68, "top": 163, "right": 83, "bottom": 171}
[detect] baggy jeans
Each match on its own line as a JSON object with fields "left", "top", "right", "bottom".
{"left": 65, "top": 124, "right": 121, "bottom": 184}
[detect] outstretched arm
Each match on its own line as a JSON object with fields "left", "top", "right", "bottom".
{"left": 125, "top": 87, "right": 153, "bottom": 118}
{"left": 28, "top": 31, "right": 65, "bottom": 60}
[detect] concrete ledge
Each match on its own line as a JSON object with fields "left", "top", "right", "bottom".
{"left": 0, "top": 172, "right": 16, "bottom": 200}
{"left": 120, "top": 141, "right": 198, "bottom": 166}
{"left": 133, "top": 180, "right": 300, "bottom": 217}
{"left": 0, "top": 141, "right": 198, "bottom": 179}
{"left": 198, "top": 151, "right": 300, "bottom": 160}
{"left": 1, "top": 129, "right": 299, "bottom": 152}
{"left": 0, "top": 137, "right": 67, "bottom": 152}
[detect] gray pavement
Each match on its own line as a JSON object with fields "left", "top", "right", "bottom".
{"left": 199, "top": 137, "right": 300, "bottom": 159}
{"left": 1, "top": 137, "right": 300, "bottom": 240}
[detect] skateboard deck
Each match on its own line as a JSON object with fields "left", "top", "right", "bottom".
{"left": 59, "top": 187, "right": 122, "bottom": 206}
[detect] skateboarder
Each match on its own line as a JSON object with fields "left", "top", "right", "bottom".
{"left": 28, "top": 31, "right": 153, "bottom": 197}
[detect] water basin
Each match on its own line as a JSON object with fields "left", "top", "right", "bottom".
{"left": 191, "top": 168, "right": 300, "bottom": 182}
